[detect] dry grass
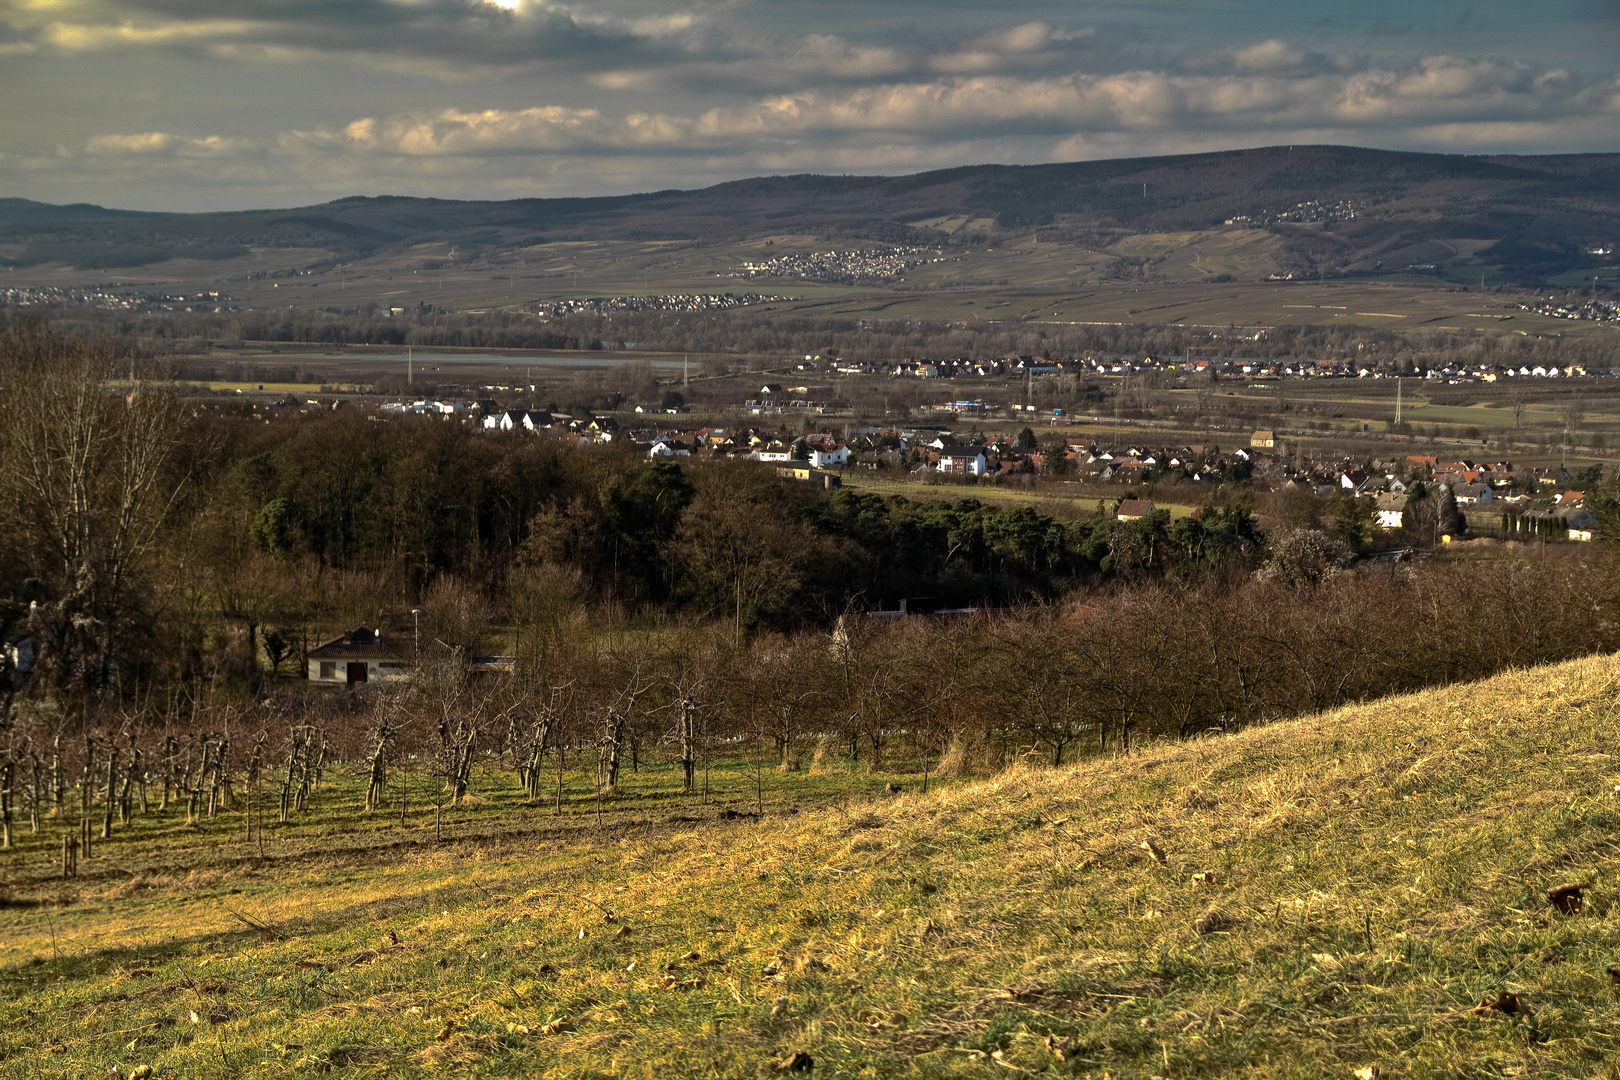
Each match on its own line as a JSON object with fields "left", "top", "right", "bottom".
{"left": 7, "top": 655, "right": 1620, "bottom": 1076}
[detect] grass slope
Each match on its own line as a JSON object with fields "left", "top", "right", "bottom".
{"left": 8, "top": 654, "right": 1620, "bottom": 1077}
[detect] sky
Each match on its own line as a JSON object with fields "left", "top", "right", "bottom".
{"left": 2, "top": 0, "right": 1617, "bottom": 212}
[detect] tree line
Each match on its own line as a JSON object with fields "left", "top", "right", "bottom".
{"left": 38, "top": 305, "right": 1620, "bottom": 376}
{"left": 3, "top": 548, "right": 1615, "bottom": 855}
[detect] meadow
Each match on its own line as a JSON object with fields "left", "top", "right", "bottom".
{"left": 6, "top": 655, "right": 1620, "bottom": 1077}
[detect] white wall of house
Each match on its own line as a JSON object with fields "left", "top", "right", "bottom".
{"left": 306, "top": 658, "right": 412, "bottom": 684}
{"left": 940, "top": 452, "right": 988, "bottom": 476}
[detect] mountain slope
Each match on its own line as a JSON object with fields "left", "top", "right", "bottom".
{"left": 6, "top": 653, "right": 1620, "bottom": 1076}
{"left": 5, "top": 146, "right": 1619, "bottom": 281}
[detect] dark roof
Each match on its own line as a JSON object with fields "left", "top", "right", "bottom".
{"left": 307, "top": 627, "right": 412, "bottom": 661}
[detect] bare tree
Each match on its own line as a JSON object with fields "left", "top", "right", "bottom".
{"left": 1504, "top": 382, "right": 1529, "bottom": 429}
{"left": 0, "top": 320, "right": 190, "bottom": 692}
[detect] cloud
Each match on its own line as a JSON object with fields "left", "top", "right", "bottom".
{"left": 85, "top": 131, "right": 256, "bottom": 157}
{"left": 929, "top": 21, "right": 1093, "bottom": 73}
{"left": 221, "top": 53, "right": 1611, "bottom": 174}
{"left": 1, "top": 0, "right": 709, "bottom": 67}
{"left": 282, "top": 106, "right": 652, "bottom": 158}
{"left": 1230, "top": 39, "right": 1309, "bottom": 74}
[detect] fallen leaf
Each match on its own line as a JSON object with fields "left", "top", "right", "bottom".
{"left": 776, "top": 1050, "right": 814, "bottom": 1072}
{"left": 1353, "top": 1067, "right": 1382, "bottom": 1079}
{"left": 1190, "top": 871, "right": 1219, "bottom": 885}
{"left": 541, "top": 1018, "right": 575, "bottom": 1036}
{"left": 1141, "top": 839, "right": 1168, "bottom": 865}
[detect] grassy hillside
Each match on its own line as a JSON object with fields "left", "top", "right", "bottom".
{"left": 6, "top": 654, "right": 1620, "bottom": 1077}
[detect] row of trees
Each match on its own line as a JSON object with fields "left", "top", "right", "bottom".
{"left": 3, "top": 548, "right": 1615, "bottom": 850}
{"left": 41, "top": 304, "right": 1620, "bottom": 376}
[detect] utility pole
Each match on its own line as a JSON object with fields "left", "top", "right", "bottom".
{"left": 1395, "top": 376, "right": 1402, "bottom": 426}
{"left": 407, "top": 346, "right": 412, "bottom": 386}
{"left": 683, "top": 353, "right": 689, "bottom": 388}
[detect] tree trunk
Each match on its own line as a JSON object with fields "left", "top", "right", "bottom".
{"left": 100, "top": 749, "right": 117, "bottom": 839}
{"left": 1, "top": 759, "right": 14, "bottom": 849}
{"left": 365, "top": 727, "right": 391, "bottom": 811}
{"left": 598, "top": 709, "right": 625, "bottom": 793}
{"left": 679, "top": 698, "right": 696, "bottom": 791}
{"left": 28, "top": 753, "right": 42, "bottom": 833}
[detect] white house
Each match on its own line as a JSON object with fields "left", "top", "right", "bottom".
{"left": 1374, "top": 492, "right": 1406, "bottom": 529}
{"left": 306, "top": 628, "right": 412, "bottom": 685}
{"left": 497, "top": 409, "right": 552, "bottom": 432}
{"left": 938, "top": 447, "right": 989, "bottom": 476}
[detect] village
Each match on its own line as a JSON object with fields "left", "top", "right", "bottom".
{"left": 349, "top": 389, "right": 1607, "bottom": 544}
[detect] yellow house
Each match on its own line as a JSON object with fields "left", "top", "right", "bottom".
{"left": 1251, "top": 430, "right": 1275, "bottom": 449}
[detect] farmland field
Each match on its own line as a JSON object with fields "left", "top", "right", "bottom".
{"left": 12, "top": 232, "right": 1613, "bottom": 341}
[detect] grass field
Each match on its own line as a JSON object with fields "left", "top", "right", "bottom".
{"left": 9, "top": 654, "right": 1620, "bottom": 1077}
{"left": 841, "top": 474, "right": 1197, "bottom": 520}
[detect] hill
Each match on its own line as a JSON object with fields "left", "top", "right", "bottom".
{"left": 5, "top": 653, "right": 1620, "bottom": 1076}
{"left": 4, "top": 146, "right": 1619, "bottom": 283}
